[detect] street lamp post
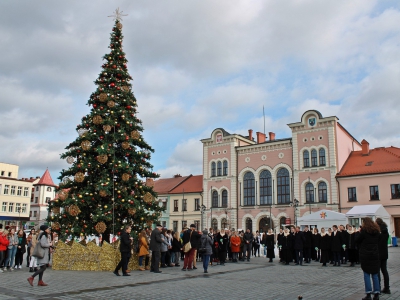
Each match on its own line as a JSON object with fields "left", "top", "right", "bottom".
{"left": 200, "top": 205, "right": 206, "bottom": 230}
{"left": 292, "top": 199, "right": 299, "bottom": 226}
{"left": 16, "top": 207, "right": 21, "bottom": 230}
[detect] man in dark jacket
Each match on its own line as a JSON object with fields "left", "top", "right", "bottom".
{"left": 293, "top": 226, "right": 305, "bottom": 265}
{"left": 182, "top": 224, "right": 201, "bottom": 270}
{"left": 114, "top": 225, "right": 133, "bottom": 276}
{"left": 376, "top": 218, "right": 390, "bottom": 294}
{"left": 303, "top": 226, "right": 312, "bottom": 263}
{"left": 242, "top": 229, "right": 253, "bottom": 261}
{"left": 331, "top": 225, "right": 344, "bottom": 266}
{"left": 149, "top": 224, "right": 164, "bottom": 273}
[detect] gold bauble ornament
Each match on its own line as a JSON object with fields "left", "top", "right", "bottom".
{"left": 81, "top": 140, "right": 91, "bottom": 151}
{"left": 130, "top": 131, "right": 140, "bottom": 139}
{"left": 103, "top": 125, "right": 111, "bottom": 132}
{"left": 74, "top": 172, "right": 85, "bottom": 183}
{"left": 121, "top": 173, "right": 130, "bottom": 181}
{"left": 95, "top": 222, "right": 106, "bottom": 233}
{"left": 93, "top": 115, "right": 103, "bottom": 125}
{"left": 97, "top": 155, "right": 108, "bottom": 164}
{"left": 99, "top": 93, "right": 107, "bottom": 102}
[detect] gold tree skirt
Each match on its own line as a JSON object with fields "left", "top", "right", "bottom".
{"left": 52, "top": 240, "right": 140, "bottom": 271}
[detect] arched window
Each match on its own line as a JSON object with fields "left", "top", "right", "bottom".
{"left": 217, "top": 161, "right": 222, "bottom": 176}
{"left": 259, "top": 217, "right": 273, "bottom": 233}
{"left": 223, "top": 160, "right": 228, "bottom": 176}
{"left": 311, "top": 149, "right": 318, "bottom": 167}
{"left": 212, "top": 218, "right": 218, "bottom": 231}
{"left": 243, "top": 172, "right": 255, "bottom": 206}
{"left": 280, "top": 217, "right": 287, "bottom": 229}
{"left": 303, "top": 150, "right": 310, "bottom": 168}
{"left": 259, "top": 170, "right": 272, "bottom": 205}
{"left": 245, "top": 217, "right": 252, "bottom": 231}
{"left": 221, "top": 190, "right": 228, "bottom": 208}
{"left": 319, "top": 148, "right": 326, "bottom": 166}
{"left": 211, "top": 162, "right": 216, "bottom": 177}
{"left": 318, "top": 182, "right": 327, "bottom": 203}
{"left": 212, "top": 191, "right": 218, "bottom": 208}
{"left": 221, "top": 218, "right": 228, "bottom": 229}
{"left": 277, "top": 168, "right": 290, "bottom": 204}
{"left": 305, "top": 183, "right": 314, "bottom": 203}
{"left": 47, "top": 187, "right": 52, "bottom": 192}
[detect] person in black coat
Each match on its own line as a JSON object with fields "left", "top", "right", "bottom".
{"left": 114, "top": 225, "right": 133, "bottom": 276}
{"left": 347, "top": 226, "right": 357, "bottom": 267}
{"left": 319, "top": 228, "right": 331, "bottom": 267}
{"left": 217, "top": 229, "right": 229, "bottom": 265}
{"left": 149, "top": 224, "right": 164, "bottom": 273}
{"left": 263, "top": 229, "right": 275, "bottom": 262}
{"left": 276, "top": 229, "right": 284, "bottom": 262}
{"left": 331, "top": 225, "right": 344, "bottom": 266}
{"left": 293, "top": 226, "right": 305, "bottom": 265}
{"left": 281, "top": 228, "right": 293, "bottom": 265}
{"left": 376, "top": 218, "right": 390, "bottom": 294}
{"left": 14, "top": 229, "right": 27, "bottom": 269}
{"left": 182, "top": 224, "right": 201, "bottom": 270}
{"left": 356, "top": 218, "right": 381, "bottom": 300}
{"left": 303, "top": 226, "right": 312, "bottom": 263}
{"left": 311, "top": 227, "right": 321, "bottom": 262}
{"left": 340, "top": 225, "right": 349, "bottom": 264}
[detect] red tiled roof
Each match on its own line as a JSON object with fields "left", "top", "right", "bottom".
{"left": 337, "top": 146, "right": 400, "bottom": 177}
{"left": 153, "top": 176, "right": 190, "bottom": 194}
{"left": 34, "top": 169, "right": 57, "bottom": 187}
{"left": 169, "top": 175, "right": 203, "bottom": 194}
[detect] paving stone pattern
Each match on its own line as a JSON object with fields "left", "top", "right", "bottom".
{"left": 1, "top": 248, "right": 400, "bottom": 299}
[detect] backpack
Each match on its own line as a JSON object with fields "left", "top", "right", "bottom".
{"left": 198, "top": 237, "right": 207, "bottom": 253}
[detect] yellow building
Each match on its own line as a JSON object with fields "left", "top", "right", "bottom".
{"left": 0, "top": 163, "right": 38, "bottom": 230}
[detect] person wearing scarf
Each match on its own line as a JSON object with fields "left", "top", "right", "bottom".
{"left": 217, "top": 229, "right": 229, "bottom": 265}
{"left": 319, "top": 228, "right": 331, "bottom": 267}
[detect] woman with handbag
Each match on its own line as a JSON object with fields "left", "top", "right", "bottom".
{"left": 27, "top": 225, "right": 53, "bottom": 286}
{"left": 14, "top": 229, "right": 27, "bottom": 269}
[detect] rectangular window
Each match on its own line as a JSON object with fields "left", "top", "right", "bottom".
{"left": 173, "top": 221, "right": 178, "bottom": 232}
{"left": 194, "top": 220, "right": 200, "bottom": 230}
{"left": 181, "top": 220, "right": 187, "bottom": 230}
{"left": 370, "top": 186, "right": 379, "bottom": 200}
{"left": 24, "top": 187, "right": 29, "bottom": 197}
{"left": 35, "top": 197, "right": 38, "bottom": 203}
{"left": 0, "top": 171, "right": 4, "bottom": 176}
{"left": 182, "top": 199, "right": 187, "bottom": 211}
{"left": 194, "top": 198, "right": 200, "bottom": 211}
{"left": 174, "top": 200, "right": 178, "bottom": 212}
{"left": 10, "top": 186, "right": 16, "bottom": 195}
{"left": 162, "top": 200, "right": 167, "bottom": 210}
{"left": 22, "top": 203, "right": 27, "bottom": 213}
{"left": 391, "top": 184, "right": 400, "bottom": 199}
{"left": 36, "top": 187, "right": 39, "bottom": 191}
{"left": 29, "top": 211, "right": 32, "bottom": 217}
{"left": 348, "top": 187, "right": 357, "bottom": 202}
{"left": 8, "top": 172, "right": 12, "bottom": 177}
{"left": 45, "top": 197, "right": 51, "bottom": 203}
{"left": 15, "top": 203, "right": 21, "bottom": 213}
{"left": 33, "top": 211, "right": 37, "bottom": 217}
{"left": 4, "top": 185, "right": 9, "bottom": 195}
{"left": 17, "top": 186, "right": 22, "bottom": 196}
{"left": 1, "top": 202, "right": 7, "bottom": 212}
{"left": 8, "top": 203, "right": 14, "bottom": 213}
{"left": 162, "top": 221, "right": 166, "bottom": 228}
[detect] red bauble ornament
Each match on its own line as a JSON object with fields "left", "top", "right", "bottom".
{"left": 63, "top": 214, "right": 66, "bottom": 218}
{"left": 125, "top": 136, "right": 129, "bottom": 140}
{"left": 117, "top": 87, "right": 120, "bottom": 90}
{"left": 126, "top": 153, "right": 129, "bottom": 157}
{"left": 112, "top": 65, "right": 116, "bottom": 69}
{"left": 86, "top": 124, "right": 89, "bottom": 127}
{"left": 110, "top": 82, "right": 115, "bottom": 87}
{"left": 100, "top": 136, "right": 104, "bottom": 140}
{"left": 100, "top": 106, "right": 104, "bottom": 110}
{"left": 77, "top": 150, "right": 81, "bottom": 153}
{"left": 93, "top": 104, "right": 97, "bottom": 108}
{"left": 126, "top": 105, "right": 131, "bottom": 109}
{"left": 65, "top": 230, "right": 69, "bottom": 233}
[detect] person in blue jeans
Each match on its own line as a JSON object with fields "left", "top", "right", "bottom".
{"left": 4, "top": 228, "right": 18, "bottom": 271}
{"left": 200, "top": 229, "right": 213, "bottom": 273}
{"left": 356, "top": 218, "right": 381, "bottom": 300}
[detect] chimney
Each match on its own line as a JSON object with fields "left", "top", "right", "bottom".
{"left": 248, "top": 129, "right": 253, "bottom": 141}
{"left": 174, "top": 174, "right": 181, "bottom": 178}
{"left": 256, "top": 132, "right": 266, "bottom": 144}
{"left": 361, "top": 139, "right": 370, "bottom": 155}
{"left": 269, "top": 132, "right": 276, "bottom": 141}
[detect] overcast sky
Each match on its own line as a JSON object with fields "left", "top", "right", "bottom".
{"left": 1, "top": 1, "right": 399, "bottom": 182}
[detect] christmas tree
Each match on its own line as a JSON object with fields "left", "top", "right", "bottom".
{"left": 47, "top": 10, "right": 163, "bottom": 242}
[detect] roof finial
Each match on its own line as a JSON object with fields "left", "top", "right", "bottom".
{"left": 108, "top": 8, "right": 128, "bottom": 22}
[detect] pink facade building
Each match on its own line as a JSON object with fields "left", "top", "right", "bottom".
{"left": 337, "top": 140, "right": 400, "bottom": 236}
{"left": 201, "top": 110, "right": 363, "bottom": 233}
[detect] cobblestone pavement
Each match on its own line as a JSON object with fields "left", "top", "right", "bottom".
{"left": 1, "top": 248, "right": 400, "bottom": 300}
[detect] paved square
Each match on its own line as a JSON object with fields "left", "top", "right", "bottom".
{"left": 1, "top": 248, "right": 400, "bottom": 299}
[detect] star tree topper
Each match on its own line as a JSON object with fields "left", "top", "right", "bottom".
{"left": 108, "top": 8, "right": 128, "bottom": 22}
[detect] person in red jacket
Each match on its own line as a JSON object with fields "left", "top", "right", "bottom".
{"left": 0, "top": 226, "right": 10, "bottom": 273}
{"left": 230, "top": 231, "right": 241, "bottom": 262}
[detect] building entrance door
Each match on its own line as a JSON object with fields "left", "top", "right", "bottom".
{"left": 394, "top": 218, "right": 400, "bottom": 237}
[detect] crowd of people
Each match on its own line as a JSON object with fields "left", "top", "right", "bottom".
{"left": 114, "top": 218, "right": 390, "bottom": 300}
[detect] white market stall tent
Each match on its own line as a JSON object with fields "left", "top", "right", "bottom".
{"left": 297, "top": 210, "right": 347, "bottom": 230}
{"left": 345, "top": 204, "right": 391, "bottom": 234}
